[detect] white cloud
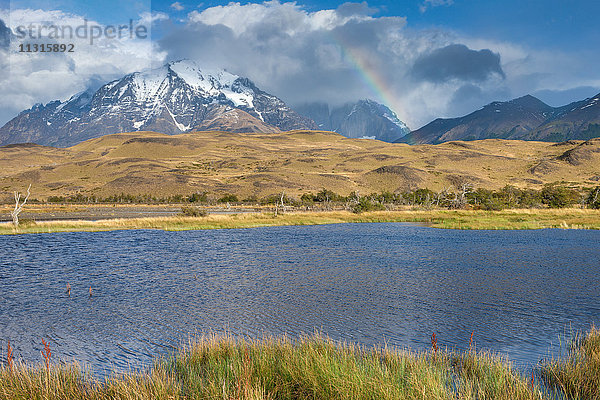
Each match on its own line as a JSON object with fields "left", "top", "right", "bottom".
{"left": 420, "top": 0, "right": 454, "bottom": 13}
{"left": 0, "top": 8, "right": 166, "bottom": 125}
{"left": 139, "top": 11, "right": 169, "bottom": 25}
{"left": 171, "top": 2, "right": 185, "bottom": 11}
{"left": 187, "top": 1, "right": 375, "bottom": 36}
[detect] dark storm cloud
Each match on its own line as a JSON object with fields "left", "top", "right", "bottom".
{"left": 0, "top": 19, "right": 11, "bottom": 49}
{"left": 411, "top": 44, "right": 505, "bottom": 83}
{"left": 158, "top": 12, "right": 408, "bottom": 110}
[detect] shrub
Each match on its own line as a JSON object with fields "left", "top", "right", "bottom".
{"left": 351, "top": 197, "right": 385, "bottom": 213}
{"left": 587, "top": 186, "right": 600, "bottom": 209}
{"left": 406, "top": 188, "right": 436, "bottom": 206}
{"left": 179, "top": 206, "right": 207, "bottom": 217}
{"left": 315, "top": 188, "right": 343, "bottom": 202}
{"left": 189, "top": 192, "right": 208, "bottom": 203}
{"left": 300, "top": 193, "right": 315, "bottom": 205}
{"left": 218, "top": 194, "right": 239, "bottom": 203}
{"left": 541, "top": 184, "right": 578, "bottom": 208}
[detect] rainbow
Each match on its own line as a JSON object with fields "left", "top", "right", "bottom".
{"left": 334, "top": 35, "right": 407, "bottom": 125}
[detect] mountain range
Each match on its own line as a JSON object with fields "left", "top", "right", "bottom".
{"left": 398, "top": 94, "right": 600, "bottom": 144}
{"left": 0, "top": 60, "right": 410, "bottom": 147}
{"left": 1, "top": 59, "right": 598, "bottom": 148}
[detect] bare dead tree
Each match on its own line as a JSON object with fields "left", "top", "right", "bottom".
{"left": 11, "top": 184, "right": 31, "bottom": 227}
{"left": 280, "top": 191, "right": 286, "bottom": 214}
{"left": 435, "top": 187, "right": 450, "bottom": 207}
{"left": 458, "top": 183, "right": 473, "bottom": 208}
{"left": 449, "top": 182, "right": 473, "bottom": 209}
{"left": 274, "top": 191, "right": 285, "bottom": 217}
{"left": 586, "top": 187, "right": 600, "bottom": 208}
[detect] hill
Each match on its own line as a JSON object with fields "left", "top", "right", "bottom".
{"left": 1, "top": 130, "right": 599, "bottom": 201}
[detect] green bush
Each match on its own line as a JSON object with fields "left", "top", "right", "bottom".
{"left": 541, "top": 184, "right": 578, "bottom": 208}
{"left": 587, "top": 186, "right": 600, "bottom": 209}
{"left": 314, "top": 188, "right": 343, "bottom": 202}
{"left": 179, "top": 206, "right": 207, "bottom": 217}
{"left": 189, "top": 192, "right": 208, "bottom": 203}
{"left": 218, "top": 194, "right": 239, "bottom": 203}
{"left": 351, "top": 197, "right": 385, "bottom": 213}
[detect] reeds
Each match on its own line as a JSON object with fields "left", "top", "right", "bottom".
{"left": 539, "top": 325, "right": 600, "bottom": 399}
{"left": 6, "top": 340, "right": 13, "bottom": 373}
{"left": 0, "top": 332, "right": 558, "bottom": 400}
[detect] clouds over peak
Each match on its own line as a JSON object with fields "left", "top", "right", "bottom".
{"left": 1, "top": 1, "right": 597, "bottom": 130}
{"left": 411, "top": 44, "right": 505, "bottom": 83}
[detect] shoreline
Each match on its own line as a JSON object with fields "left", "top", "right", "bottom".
{"left": 1, "top": 208, "right": 600, "bottom": 235}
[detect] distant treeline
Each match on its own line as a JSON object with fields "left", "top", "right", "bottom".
{"left": 26, "top": 184, "right": 600, "bottom": 212}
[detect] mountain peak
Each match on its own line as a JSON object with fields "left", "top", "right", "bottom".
{"left": 0, "top": 61, "right": 317, "bottom": 147}
{"left": 167, "top": 59, "right": 238, "bottom": 87}
{"left": 508, "top": 94, "right": 551, "bottom": 111}
{"left": 295, "top": 99, "right": 410, "bottom": 142}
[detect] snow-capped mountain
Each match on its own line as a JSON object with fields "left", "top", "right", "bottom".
{"left": 0, "top": 60, "right": 317, "bottom": 147}
{"left": 295, "top": 99, "right": 410, "bottom": 142}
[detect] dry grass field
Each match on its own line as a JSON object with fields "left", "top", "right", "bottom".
{"left": 1, "top": 130, "right": 599, "bottom": 201}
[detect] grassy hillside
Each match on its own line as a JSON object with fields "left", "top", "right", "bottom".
{"left": 1, "top": 130, "right": 600, "bottom": 201}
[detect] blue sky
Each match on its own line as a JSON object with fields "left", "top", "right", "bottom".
{"left": 8, "top": 0, "right": 600, "bottom": 50}
{"left": 1, "top": 0, "right": 599, "bottom": 128}
{"left": 153, "top": 0, "right": 600, "bottom": 50}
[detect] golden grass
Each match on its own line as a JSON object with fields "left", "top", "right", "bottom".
{"left": 1, "top": 130, "right": 600, "bottom": 200}
{"left": 540, "top": 326, "right": 600, "bottom": 399}
{"left": 0, "top": 333, "right": 548, "bottom": 400}
{"left": 1, "top": 208, "right": 600, "bottom": 235}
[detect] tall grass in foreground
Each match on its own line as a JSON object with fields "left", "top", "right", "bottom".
{"left": 1, "top": 333, "right": 548, "bottom": 400}
{"left": 164, "top": 333, "right": 545, "bottom": 400}
{"left": 2, "top": 329, "right": 600, "bottom": 399}
{"left": 540, "top": 326, "right": 600, "bottom": 400}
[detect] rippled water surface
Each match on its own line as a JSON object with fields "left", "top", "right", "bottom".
{"left": 1, "top": 223, "right": 599, "bottom": 376}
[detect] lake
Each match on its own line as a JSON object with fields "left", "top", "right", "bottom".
{"left": 1, "top": 223, "right": 599, "bottom": 377}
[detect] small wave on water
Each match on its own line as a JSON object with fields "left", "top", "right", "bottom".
{"left": 1, "top": 223, "right": 599, "bottom": 377}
